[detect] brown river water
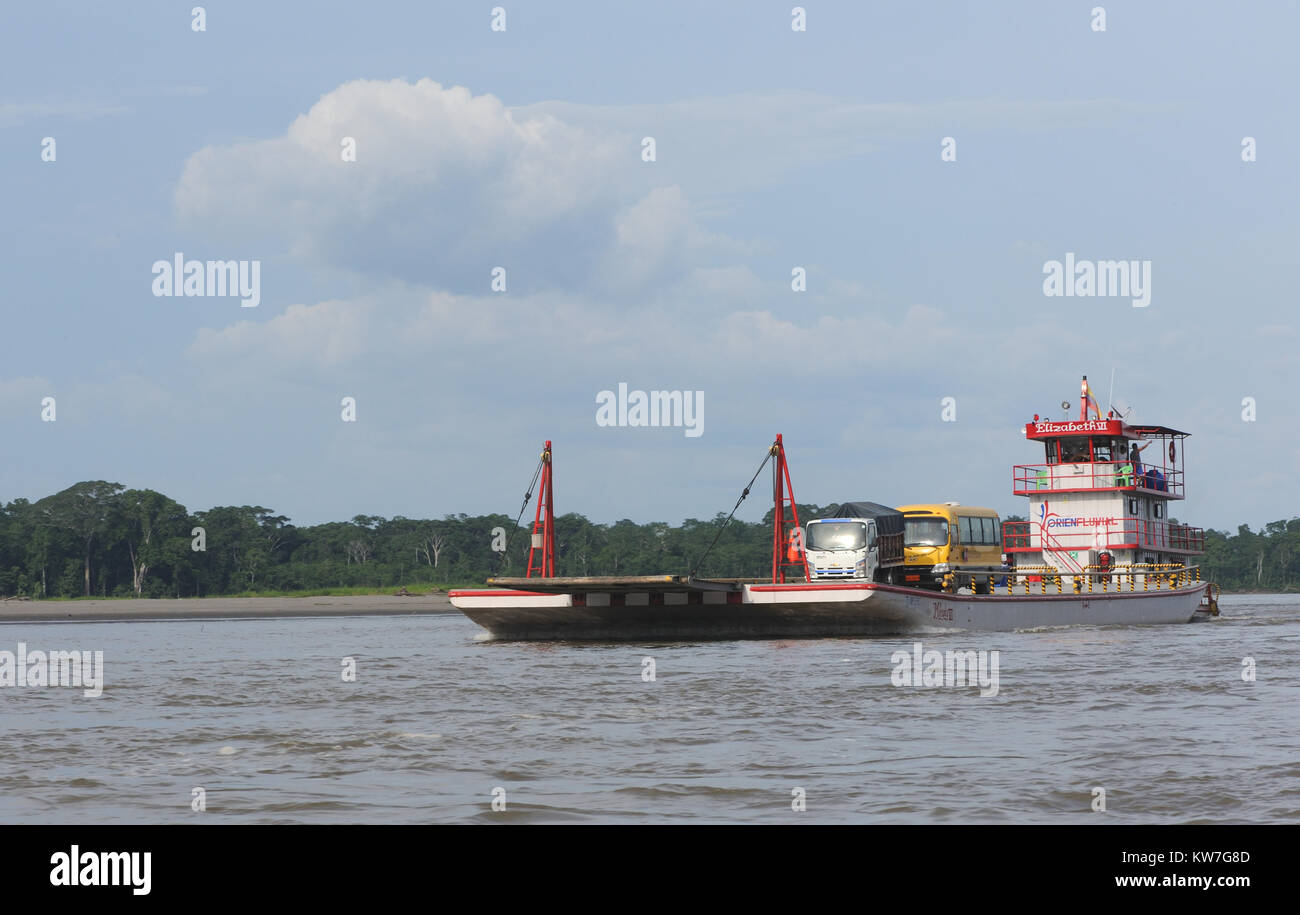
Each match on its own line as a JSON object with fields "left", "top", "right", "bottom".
{"left": 0, "top": 593, "right": 1296, "bottom": 823}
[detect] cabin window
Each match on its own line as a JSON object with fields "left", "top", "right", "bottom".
{"left": 904, "top": 518, "right": 949, "bottom": 547}
{"left": 1059, "top": 438, "right": 1089, "bottom": 463}
{"left": 1044, "top": 441, "right": 1059, "bottom": 464}
{"left": 1153, "top": 503, "right": 1165, "bottom": 519}
{"left": 1092, "top": 438, "right": 1113, "bottom": 462}
{"left": 956, "top": 516, "right": 999, "bottom": 545}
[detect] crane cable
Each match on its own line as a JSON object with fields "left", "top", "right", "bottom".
{"left": 687, "top": 440, "right": 777, "bottom": 579}
{"left": 499, "top": 452, "right": 545, "bottom": 572}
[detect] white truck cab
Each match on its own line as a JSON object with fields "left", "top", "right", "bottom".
{"left": 805, "top": 517, "right": 879, "bottom": 580}
{"left": 805, "top": 503, "right": 906, "bottom": 582}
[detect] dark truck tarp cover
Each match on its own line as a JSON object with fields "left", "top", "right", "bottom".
{"left": 820, "top": 502, "right": 905, "bottom": 538}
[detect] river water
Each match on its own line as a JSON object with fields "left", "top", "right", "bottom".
{"left": 1, "top": 594, "right": 1296, "bottom": 823}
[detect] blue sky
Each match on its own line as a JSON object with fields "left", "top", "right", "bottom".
{"left": 2, "top": 1, "right": 1297, "bottom": 531}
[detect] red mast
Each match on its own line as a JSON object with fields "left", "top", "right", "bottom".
{"left": 525, "top": 441, "right": 555, "bottom": 578}
{"left": 770, "top": 434, "right": 810, "bottom": 584}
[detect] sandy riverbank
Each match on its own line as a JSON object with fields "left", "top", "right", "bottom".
{"left": 0, "top": 593, "right": 456, "bottom": 623}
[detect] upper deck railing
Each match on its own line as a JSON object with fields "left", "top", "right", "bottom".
{"left": 1012, "top": 461, "right": 1184, "bottom": 498}
{"left": 1002, "top": 519, "right": 1204, "bottom": 554}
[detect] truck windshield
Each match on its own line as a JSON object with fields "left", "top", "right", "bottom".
{"left": 905, "top": 518, "right": 949, "bottom": 547}
{"left": 807, "top": 522, "right": 866, "bottom": 551}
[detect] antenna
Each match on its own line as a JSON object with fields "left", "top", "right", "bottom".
{"left": 1107, "top": 367, "right": 1116, "bottom": 419}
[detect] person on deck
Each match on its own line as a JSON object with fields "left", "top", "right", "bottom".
{"left": 1129, "top": 440, "right": 1151, "bottom": 475}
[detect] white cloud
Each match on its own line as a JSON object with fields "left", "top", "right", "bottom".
{"left": 187, "top": 297, "right": 377, "bottom": 375}
{"left": 175, "top": 78, "right": 643, "bottom": 292}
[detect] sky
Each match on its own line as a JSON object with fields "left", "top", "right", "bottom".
{"left": 2, "top": 1, "right": 1297, "bottom": 533}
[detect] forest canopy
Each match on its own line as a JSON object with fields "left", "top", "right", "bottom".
{"left": 0, "top": 483, "right": 1295, "bottom": 597}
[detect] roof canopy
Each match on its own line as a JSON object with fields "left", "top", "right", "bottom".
{"left": 1126, "top": 424, "right": 1190, "bottom": 438}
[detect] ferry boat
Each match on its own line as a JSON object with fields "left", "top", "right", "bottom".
{"left": 450, "top": 377, "right": 1219, "bottom": 639}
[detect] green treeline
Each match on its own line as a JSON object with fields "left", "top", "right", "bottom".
{"left": 0, "top": 481, "right": 799, "bottom": 599}
{"left": 1201, "top": 520, "right": 1300, "bottom": 592}
{"left": 1, "top": 482, "right": 1297, "bottom": 598}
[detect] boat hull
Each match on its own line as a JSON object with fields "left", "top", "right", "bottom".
{"left": 449, "top": 581, "right": 1212, "bottom": 641}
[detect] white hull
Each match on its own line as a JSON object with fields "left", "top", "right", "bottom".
{"left": 449, "top": 581, "right": 1211, "bottom": 640}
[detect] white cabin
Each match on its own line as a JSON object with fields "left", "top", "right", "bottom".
{"left": 1003, "top": 416, "right": 1204, "bottom": 581}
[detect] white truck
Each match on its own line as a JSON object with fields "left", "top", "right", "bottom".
{"left": 804, "top": 502, "right": 907, "bottom": 582}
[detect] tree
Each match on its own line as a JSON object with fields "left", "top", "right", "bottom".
{"left": 35, "top": 481, "right": 124, "bottom": 596}
{"left": 121, "top": 489, "right": 190, "bottom": 595}
{"left": 420, "top": 528, "right": 447, "bottom": 568}
{"left": 193, "top": 505, "right": 287, "bottom": 591}
{"left": 346, "top": 540, "right": 373, "bottom": 564}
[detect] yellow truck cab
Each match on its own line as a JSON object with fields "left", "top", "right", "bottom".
{"left": 895, "top": 503, "right": 1003, "bottom": 592}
